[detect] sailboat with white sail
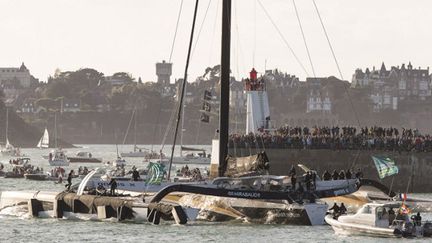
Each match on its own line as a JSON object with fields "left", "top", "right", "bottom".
{"left": 37, "top": 128, "right": 49, "bottom": 149}
{"left": 45, "top": 113, "right": 70, "bottom": 166}
{"left": 1, "top": 107, "right": 21, "bottom": 157}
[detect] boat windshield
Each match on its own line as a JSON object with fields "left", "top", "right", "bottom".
{"left": 359, "top": 205, "right": 373, "bottom": 214}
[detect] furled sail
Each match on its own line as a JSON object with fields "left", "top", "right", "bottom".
{"left": 224, "top": 151, "right": 270, "bottom": 177}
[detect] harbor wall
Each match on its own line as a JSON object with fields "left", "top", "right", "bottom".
{"left": 228, "top": 148, "right": 432, "bottom": 193}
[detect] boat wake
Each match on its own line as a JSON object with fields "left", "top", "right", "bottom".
{"left": 0, "top": 205, "right": 30, "bottom": 219}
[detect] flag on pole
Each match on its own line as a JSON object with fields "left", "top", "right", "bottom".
{"left": 146, "top": 162, "right": 165, "bottom": 185}
{"left": 372, "top": 156, "right": 399, "bottom": 179}
{"left": 399, "top": 203, "right": 411, "bottom": 215}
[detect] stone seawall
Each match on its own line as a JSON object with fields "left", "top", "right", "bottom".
{"left": 228, "top": 148, "right": 432, "bottom": 193}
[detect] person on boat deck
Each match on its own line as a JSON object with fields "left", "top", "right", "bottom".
{"left": 291, "top": 174, "right": 297, "bottom": 190}
{"left": 345, "top": 169, "right": 352, "bottom": 179}
{"left": 305, "top": 172, "right": 311, "bottom": 191}
{"left": 289, "top": 165, "right": 296, "bottom": 176}
{"left": 332, "top": 170, "right": 339, "bottom": 180}
{"left": 109, "top": 178, "right": 117, "bottom": 196}
{"left": 322, "top": 170, "right": 331, "bottom": 181}
{"left": 355, "top": 169, "right": 363, "bottom": 179}
{"left": 66, "top": 170, "right": 74, "bottom": 191}
{"left": 58, "top": 174, "right": 63, "bottom": 184}
{"left": 339, "top": 203, "right": 347, "bottom": 215}
{"left": 297, "top": 182, "right": 304, "bottom": 193}
{"left": 311, "top": 171, "right": 317, "bottom": 189}
{"left": 388, "top": 208, "right": 396, "bottom": 224}
{"left": 132, "top": 168, "right": 140, "bottom": 181}
{"left": 329, "top": 203, "right": 340, "bottom": 217}
{"left": 412, "top": 212, "right": 422, "bottom": 226}
{"left": 49, "top": 153, "right": 52, "bottom": 161}
{"left": 339, "top": 170, "right": 346, "bottom": 180}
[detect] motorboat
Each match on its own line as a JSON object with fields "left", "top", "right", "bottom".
{"left": 326, "top": 202, "right": 432, "bottom": 238}
{"left": 48, "top": 149, "right": 70, "bottom": 167}
{"left": 3, "top": 157, "right": 33, "bottom": 178}
{"left": 68, "top": 152, "right": 102, "bottom": 163}
{"left": 113, "top": 157, "right": 126, "bottom": 167}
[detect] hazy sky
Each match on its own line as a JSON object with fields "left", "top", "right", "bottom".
{"left": 1, "top": 0, "right": 431, "bottom": 82}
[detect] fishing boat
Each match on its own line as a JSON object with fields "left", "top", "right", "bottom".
{"left": 37, "top": 128, "right": 49, "bottom": 149}
{"left": 326, "top": 202, "right": 432, "bottom": 238}
{"left": 1, "top": 108, "right": 21, "bottom": 157}
{"left": 68, "top": 152, "right": 102, "bottom": 163}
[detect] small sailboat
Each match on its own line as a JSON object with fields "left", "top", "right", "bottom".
{"left": 120, "top": 108, "right": 152, "bottom": 158}
{"left": 1, "top": 108, "right": 21, "bottom": 157}
{"left": 113, "top": 143, "right": 126, "bottom": 167}
{"left": 45, "top": 113, "right": 69, "bottom": 166}
{"left": 37, "top": 128, "right": 49, "bottom": 149}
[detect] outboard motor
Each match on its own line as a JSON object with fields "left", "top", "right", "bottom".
{"left": 423, "top": 222, "right": 432, "bottom": 237}
{"left": 401, "top": 222, "right": 415, "bottom": 237}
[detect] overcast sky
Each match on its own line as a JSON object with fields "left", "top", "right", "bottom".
{"left": 0, "top": 0, "right": 431, "bottom": 82}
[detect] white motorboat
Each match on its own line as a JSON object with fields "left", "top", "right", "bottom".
{"left": 113, "top": 157, "right": 126, "bottom": 167}
{"left": 48, "top": 149, "right": 70, "bottom": 167}
{"left": 326, "top": 202, "right": 432, "bottom": 238}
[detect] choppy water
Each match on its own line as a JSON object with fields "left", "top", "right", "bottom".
{"left": 0, "top": 145, "right": 431, "bottom": 243}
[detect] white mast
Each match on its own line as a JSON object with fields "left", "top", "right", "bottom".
{"left": 134, "top": 108, "right": 137, "bottom": 152}
{"left": 5, "top": 107, "right": 8, "bottom": 146}
{"left": 54, "top": 112, "right": 58, "bottom": 148}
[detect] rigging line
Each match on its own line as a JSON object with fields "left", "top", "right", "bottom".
{"left": 253, "top": 0, "right": 257, "bottom": 67}
{"left": 312, "top": 0, "right": 361, "bottom": 128}
{"left": 257, "top": 0, "right": 310, "bottom": 77}
{"left": 293, "top": 0, "right": 316, "bottom": 77}
{"left": 168, "top": 0, "right": 184, "bottom": 63}
{"left": 151, "top": 100, "right": 163, "bottom": 151}
{"left": 191, "top": 0, "right": 212, "bottom": 58}
{"left": 312, "top": 0, "right": 342, "bottom": 79}
{"left": 122, "top": 108, "right": 136, "bottom": 145}
{"left": 233, "top": 0, "right": 241, "bottom": 78}
{"left": 168, "top": 0, "right": 200, "bottom": 180}
{"left": 160, "top": 88, "right": 179, "bottom": 150}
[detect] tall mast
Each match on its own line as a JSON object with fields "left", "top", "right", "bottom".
{"left": 54, "top": 112, "right": 58, "bottom": 148}
{"left": 218, "top": 0, "right": 231, "bottom": 176}
{"left": 5, "top": 107, "right": 8, "bottom": 143}
{"left": 180, "top": 84, "right": 187, "bottom": 157}
{"left": 167, "top": 0, "right": 200, "bottom": 180}
{"left": 134, "top": 108, "right": 137, "bottom": 151}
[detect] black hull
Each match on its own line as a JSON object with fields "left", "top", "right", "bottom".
{"left": 68, "top": 157, "right": 102, "bottom": 163}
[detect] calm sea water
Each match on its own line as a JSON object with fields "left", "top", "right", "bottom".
{"left": 0, "top": 145, "right": 431, "bottom": 243}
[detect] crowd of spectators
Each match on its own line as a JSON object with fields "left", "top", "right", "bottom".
{"left": 228, "top": 126, "right": 432, "bottom": 152}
